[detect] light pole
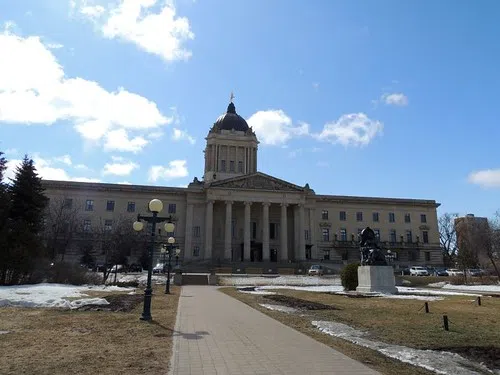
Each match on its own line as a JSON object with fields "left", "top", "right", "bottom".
{"left": 164, "top": 235, "right": 175, "bottom": 294}
{"left": 133, "top": 199, "right": 174, "bottom": 322}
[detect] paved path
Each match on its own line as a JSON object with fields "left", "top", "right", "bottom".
{"left": 168, "top": 286, "right": 379, "bottom": 375}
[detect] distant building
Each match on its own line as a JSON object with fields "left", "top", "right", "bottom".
{"left": 41, "top": 99, "right": 443, "bottom": 270}
{"left": 454, "top": 214, "right": 490, "bottom": 265}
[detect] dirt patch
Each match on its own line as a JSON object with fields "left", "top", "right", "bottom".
{"left": 434, "top": 346, "right": 500, "bottom": 373}
{"left": 77, "top": 294, "right": 143, "bottom": 312}
{"left": 263, "top": 294, "right": 339, "bottom": 310}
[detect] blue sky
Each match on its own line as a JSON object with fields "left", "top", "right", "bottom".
{"left": 1, "top": 0, "right": 499, "bottom": 218}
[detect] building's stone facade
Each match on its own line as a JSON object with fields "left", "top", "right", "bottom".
{"left": 41, "top": 100, "right": 442, "bottom": 270}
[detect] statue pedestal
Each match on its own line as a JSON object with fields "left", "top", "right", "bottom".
{"left": 356, "top": 266, "right": 398, "bottom": 294}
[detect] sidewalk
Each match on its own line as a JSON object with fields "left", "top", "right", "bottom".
{"left": 168, "top": 286, "right": 379, "bottom": 375}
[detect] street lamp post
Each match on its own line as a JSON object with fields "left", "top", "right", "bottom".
{"left": 165, "top": 235, "right": 175, "bottom": 294}
{"left": 133, "top": 199, "right": 174, "bottom": 322}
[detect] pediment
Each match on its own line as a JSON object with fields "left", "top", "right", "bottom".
{"left": 210, "top": 173, "right": 306, "bottom": 192}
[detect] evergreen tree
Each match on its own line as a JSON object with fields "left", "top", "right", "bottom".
{"left": 0, "top": 152, "right": 10, "bottom": 284}
{"left": 6, "top": 155, "right": 49, "bottom": 284}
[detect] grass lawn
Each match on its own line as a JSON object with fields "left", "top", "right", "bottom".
{"left": 0, "top": 285, "right": 180, "bottom": 375}
{"left": 222, "top": 287, "right": 500, "bottom": 375}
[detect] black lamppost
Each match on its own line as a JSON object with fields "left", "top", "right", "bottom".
{"left": 163, "top": 236, "right": 175, "bottom": 294}
{"left": 133, "top": 199, "right": 174, "bottom": 322}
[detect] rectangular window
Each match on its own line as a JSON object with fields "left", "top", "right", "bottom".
{"left": 251, "top": 222, "right": 257, "bottom": 239}
{"left": 321, "top": 210, "right": 328, "bottom": 220}
{"left": 356, "top": 212, "right": 363, "bottom": 222}
{"left": 127, "top": 201, "right": 136, "bottom": 212}
{"left": 63, "top": 198, "right": 73, "bottom": 209}
{"left": 193, "top": 226, "right": 200, "bottom": 237}
{"left": 83, "top": 219, "right": 91, "bottom": 232}
{"left": 422, "top": 230, "right": 429, "bottom": 244}
{"left": 342, "top": 250, "right": 348, "bottom": 261}
{"left": 104, "top": 219, "right": 113, "bottom": 231}
{"left": 305, "top": 247, "right": 312, "bottom": 259}
{"left": 238, "top": 161, "right": 243, "bottom": 173}
{"left": 193, "top": 246, "right": 200, "bottom": 257}
{"left": 372, "top": 212, "right": 379, "bottom": 222}
{"left": 168, "top": 204, "right": 176, "bottom": 214}
{"left": 270, "top": 223, "right": 279, "bottom": 240}
{"left": 389, "top": 212, "right": 395, "bottom": 223}
{"left": 405, "top": 213, "right": 411, "bottom": 223}
{"left": 323, "top": 249, "right": 330, "bottom": 260}
{"left": 230, "top": 160, "right": 235, "bottom": 172}
{"left": 85, "top": 199, "right": 94, "bottom": 211}
{"left": 421, "top": 214, "right": 427, "bottom": 223}
{"left": 106, "top": 200, "right": 115, "bottom": 211}
{"left": 390, "top": 229, "right": 397, "bottom": 242}
{"left": 340, "top": 228, "right": 347, "bottom": 241}
{"left": 305, "top": 229, "right": 309, "bottom": 241}
{"left": 322, "top": 228, "right": 330, "bottom": 241}
{"left": 221, "top": 160, "right": 226, "bottom": 172}
{"left": 406, "top": 230, "right": 412, "bottom": 243}
{"left": 374, "top": 229, "right": 380, "bottom": 239}
{"left": 425, "top": 251, "right": 431, "bottom": 262}
{"left": 339, "top": 211, "right": 346, "bottom": 221}
{"left": 409, "top": 250, "right": 418, "bottom": 261}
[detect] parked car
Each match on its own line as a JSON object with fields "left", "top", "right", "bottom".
{"left": 400, "top": 268, "right": 410, "bottom": 276}
{"left": 467, "top": 269, "right": 485, "bottom": 277}
{"left": 446, "top": 268, "right": 464, "bottom": 276}
{"left": 433, "top": 268, "right": 449, "bottom": 277}
{"left": 109, "top": 264, "right": 126, "bottom": 273}
{"left": 153, "top": 263, "right": 165, "bottom": 274}
{"left": 307, "top": 265, "right": 324, "bottom": 276}
{"left": 409, "top": 266, "right": 429, "bottom": 276}
{"left": 128, "top": 264, "right": 143, "bottom": 272}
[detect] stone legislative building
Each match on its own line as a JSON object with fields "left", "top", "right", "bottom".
{"left": 42, "top": 99, "right": 442, "bottom": 270}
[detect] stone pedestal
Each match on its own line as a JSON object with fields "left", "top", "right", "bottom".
{"left": 174, "top": 272, "right": 183, "bottom": 286}
{"left": 356, "top": 266, "right": 398, "bottom": 294}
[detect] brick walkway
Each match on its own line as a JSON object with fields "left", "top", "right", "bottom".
{"left": 168, "top": 286, "right": 379, "bottom": 375}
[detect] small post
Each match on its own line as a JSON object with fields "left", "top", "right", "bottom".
{"left": 424, "top": 302, "right": 429, "bottom": 313}
{"left": 443, "top": 315, "right": 449, "bottom": 331}
{"left": 477, "top": 296, "right": 482, "bottom": 306}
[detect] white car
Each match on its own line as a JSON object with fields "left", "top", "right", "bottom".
{"left": 446, "top": 268, "right": 464, "bottom": 276}
{"left": 409, "top": 266, "right": 429, "bottom": 276}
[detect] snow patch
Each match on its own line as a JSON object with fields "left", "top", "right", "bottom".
{"left": 0, "top": 283, "right": 135, "bottom": 309}
{"left": 0, "top": 331, "right": 10, "bottom": 335}
{"left": 238, "top": 289, "right": 277, "bottom": 295}
{"left": 259, "top": 304, "right": 299, "bottom": 314}
{"left": 313, "top": 321, "right": 495, "bottom": 375}
{"left": 442, "top": 284, "right": 500, "bottom": 292}
{"left": 220, "top": 275, "right": 341, "bottom": 287}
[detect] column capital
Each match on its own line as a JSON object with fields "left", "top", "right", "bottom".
{"left": 225, "top": 200, "right": 233, "bottom": 205}
{"left": 206, "top": 199, "right": 215, "bottom": 205}
{"left": 280, "top": 203, "right": 289, "bottom": 207}
{"left": 262, "top": 202, "right": 271, "bottom": 207}
{"left": 244, "top": 201, "right": 253, "bottom": 206}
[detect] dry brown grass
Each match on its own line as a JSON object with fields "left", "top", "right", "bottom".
{"left": 222, "top": 288, "right": 500, "bottom": 374}
{"left": 0, "top": 285, "right": 180, "bottom": 375}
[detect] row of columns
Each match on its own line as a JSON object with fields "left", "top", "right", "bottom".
{"left": 204, "top": 200, "right": 308, "bottom": 261}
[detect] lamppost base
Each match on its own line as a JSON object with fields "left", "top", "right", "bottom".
{"left": 140, "top": 314, "right": 152, "bottom": 321}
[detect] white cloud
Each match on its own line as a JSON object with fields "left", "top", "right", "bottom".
{"left": 4, "top": 155, "right": 100, "bottom": 183}
{"left": 74, "top": 163, "right": 89, "bottom": 170}
{"left": 46, "top": 42, "right": 64, "bottom": 49}
{"left": 103, "top": 129, "right": 149, "bottom": 152}
{"left": 382, "top": 93, "right": 408, "bottom": 106}
{"left": 467, "top": 169, "right": 500, "bottom": 188}
{"left": 4, "top": 148, "right": 18, "bottom": 155}
{"left": 147, "top": 131, "right": 164, "bottom": 140}
{"left": 246, "top": 110, "right": 309, "bottom": 146}
{"left": 314, "top": 113, "right": 383, "bottom": 147}
{"left": 148, "top": 160, "right": 188, "bottom": 182}
{"left": 102, "top": 158, "right": 139, "bottom": 176}
{"left": 117, "top": 181, "right": 132, "bottom": 185}
{"left": 74, "top": 0, "right": 194, "bottom": 62}
{"left": 0, "top": 27, "right": 171, "bottom": 152}
{"left": 172, "top": 128, "right": 195, "bottom": 144}
{"left": 53, "top": 154, "right": 72, "bottom": 165}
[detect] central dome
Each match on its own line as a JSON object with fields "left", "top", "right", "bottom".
{"left": 214, "top": 102, "right": 249, "bottom": 132}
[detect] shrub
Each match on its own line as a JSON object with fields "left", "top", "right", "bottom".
{"left": 30, "top": 262, "right": 102, "bottom": 285}
{"left": 110, "top": 281, "right": 139, "bottom": 288}
{"left": 340, "top": 263, "right": 359, "bottom": 291}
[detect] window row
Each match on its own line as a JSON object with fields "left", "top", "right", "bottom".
{"left": 220, "top": 159, "right": 244, "bottom": 173}
{"left": 320, "top": 228, "right": 429, "bottom": 244}
{"left": 320, "top": 210, "right": 427, "bottom": 224}
{"left": 63, "top": 198, "right": 177, "bottom": 214}
{"left": 320, "top": 248, "right": 432, "bottom": 262}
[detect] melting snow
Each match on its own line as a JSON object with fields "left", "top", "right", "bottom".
{"left": 313, "top": 321, "right": 496, "bottom": 375}
{"left": 259, "top": 304, "right": 299, "bottom": 314}
{"left": 0, "top": 283, "right": 135, "bottom": 309}
{"left": 220, "top": 275, "right": 341, "bottom": 286}
{"left": 0, "top": 330, "right": 10, "bottom": 335}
